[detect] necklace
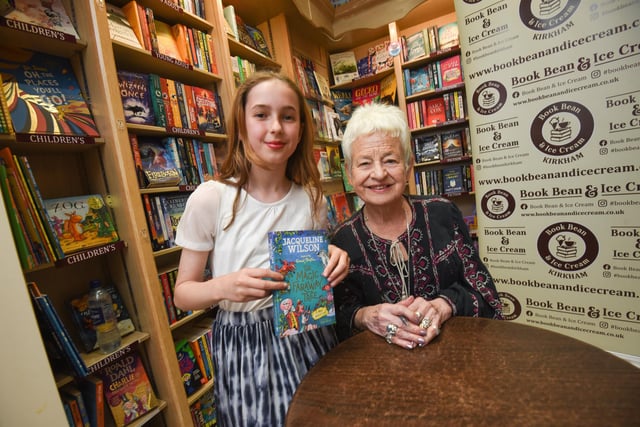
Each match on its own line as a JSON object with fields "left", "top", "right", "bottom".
{"left": 366, "top": 203, "right": 412, "bottom": 301}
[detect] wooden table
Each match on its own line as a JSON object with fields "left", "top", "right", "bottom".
{"left": 286, "top": 317, "right": 640, "bottom": 426}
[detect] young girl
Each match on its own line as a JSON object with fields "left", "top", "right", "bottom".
{"left": 173, "top": 71, "right": 350, "bottom": 426}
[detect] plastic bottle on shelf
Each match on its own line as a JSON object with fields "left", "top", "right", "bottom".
{"left": 88, "top": 279, "right": 121, "bottom": 354}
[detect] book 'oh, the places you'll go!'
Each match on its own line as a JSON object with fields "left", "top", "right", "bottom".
{"left": 268, "top": 229, "right": 335, "bottom": 337}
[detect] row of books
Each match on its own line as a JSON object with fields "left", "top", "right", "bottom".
{"left": 403, "top": 54, "right": 462, "bottom": 96}
{"left": 116, "top": 1, "right": 218, "bottom": 73}
{"left": 222, "top": 4, "right": 272, "bottom": 58}
{"left": 293, "top": 55, "right": 332, "bottom": 102}
{"left": 0, "top": 74, "right": 12, "bottom": 135}
{"left": 328, "top": 39, "right": 393, "bottom": 85}
{"left": 118, "top": 70, "right": 225, "bottom": 134}
{"left": 231, "top": 55, "right": 258, "bottom": 87}
{"left": 406, "top": 90, "right": 466, "bottom": 130}
{"left": 414, "top": 127, "right": 472, "bottom": 164}
{"left": 326, "top": 192, "right": 353, "bottom": 230}
{"left": 129, "top": 134, "right": 219, "bottom": 189}
{"left": 414, "top": 163, "right": 474, "bottom": 197}
{"left": 175, "top": 321, "right": 215, "bottom": 397}
{"left": 401, "top": 21, "right": 459, "bottom": 63}
{"left": 158, "top": 268, "right": 193, "bottom": 326}
{"left": 308, "top": 99, "right": 343, "bottom": 142}
{"left": 1, "top": 0, "right": 79, "bottom": 39}
{"left": 59, "top": 380, "right": 101, "bottom": 427}
{"left": 0, "top": 148, "right": 120, "bottom": 269}
{"left": 142, "top": 192, "right": 190, "bottom": 251}
{"left": 314, "top": 145, "right": 342, "bottom": 181}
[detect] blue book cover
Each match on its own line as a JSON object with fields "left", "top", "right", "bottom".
{"left": 268, "top": 229, "right": 335, "bottom": 337}
{"left": 330, "top": 89, "right": 352, "bottom": 123}
{"left": 442, "top": 165, "right": 464, "bottom": 195}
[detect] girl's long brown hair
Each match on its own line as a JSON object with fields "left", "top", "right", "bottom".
{"left": 217, "top": 70, "right": 323, "bottom": 229}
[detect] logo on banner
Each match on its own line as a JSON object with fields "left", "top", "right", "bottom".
{"left": 530, "top": 101, "right": 594, "bottom": 161}
{"left": 537, "top": 222, "right": 599, "bottom": 273}
{"left": 519, "top": 0, "right": 580, "bottom": 32}
{"left": 472, "top": 80, "right": 507, "bottom": 115}
{"left": 481, "top": 188, "right": 516, "bottom": 220}
{"left": 498, "top": 292, "right": 522, "bottom": 320}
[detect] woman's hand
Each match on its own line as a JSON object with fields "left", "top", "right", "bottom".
{"left": 356, "top": 296, "right": 452, "bottom": 349}
{"left": 324, "top": 244, "right": 350, "bottom": 286}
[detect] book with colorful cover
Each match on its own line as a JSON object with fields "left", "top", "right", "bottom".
{"left": 329, "top": 51, "right": 359, "bottom": 85}
{"left": 43, "top": 194, "right": 119, "bottom": 255}
{"left": 379, "top": 73, "right": 397, "bottom": 106}
{"left": 426, "top": 97, "right": 447, "bottom": 125}
{"left": 408, "top": 66, "right": 432, "bottom": 96}
{"left": 268, "top": 229, "right": 335, "bottom": 337}
{"left": 192, "top": 86, "right": 224, "bottom": 133}
{"left": 440, "top": 129, "right": 464, "bottom": 160}
{"left": 160, "top": 192, "right": 189, "bottom": 247}
{"left": 60, "top": 385, "right": 91, "bottom": 427}
{"left": 190, "top": 386, "right": 217, "bottom": 427}
{"left": 331, "top": 192, "right": 352, "bottom": 223}
{"left": 175, "top": 337, "right": 205, "bottom": 396}
{"left": 442, "top": 165, "right": 464, "bottom": 194}
{"left": 69, "top": 284, "right": 136, "bottom": 353}
{"left": 437, "top": 22, "right": 459, "bottom": 50}
{"left": 106, "top": 3, "right": 143, "bottom": 49}
{"left": 117, "top": 70, "right": 155, "bottom": 125}
{"left": 331, "top": 89, "right": 352, "bottom": 123}
{"left": 404, "top": 31, "right": 427, "bottom": 62}
{"left": 415, "top": 133, "right": 441, "bottom": 163}
{"left": 4, "top": 0, "right": 79, "bottom": 38}
{"left": 0, "top": 49, "right": 100, "bottom": 136}
{"left": 325, "top": 145, "right": 342, "bottom": 179}
{"left": 245, "top": 24, "right": 271, "bottom": 57}
{"left": 439, "top": 55, "right": 463, "bottom": 87}
{"left": 351, "top": 81, "right": 380, "bottom": 108}
{"left": 95, "top": 344, "right": 159, "bottom": 427}
{"left": 154, "top": 20, "right": 187, "bottom": 63}
{"left": 137, "top": 137, "right": 182, "bottom": 187}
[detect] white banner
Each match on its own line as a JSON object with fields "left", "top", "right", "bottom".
{"left": 454, "top": 0, "right": 640, "bottom": 357}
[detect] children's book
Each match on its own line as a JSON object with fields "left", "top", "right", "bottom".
{"left": 175, "top": 338, "right": 205, "bottom": 396}
{"left": 351, "top": 81, "right": 380, "bottom": 108}
{"left": 43, "top": 194, "right": 119, "bottom": 255}
{"left": 192, "top": 86, "right": 224, "bottom": 133}
{"left": 408, "top": 66, "right": 432, "bottom": 95}
{"left": 331, "top": 192, "right": 352, "bottom": 223}
{"left": 160, "top": 192, "right": 189, "bottom": 246}
{"left": 137, "top": 137, "right": 182, "bottom": 187}
{"left": 69, "top": 284, "right": 135, "bottom": 353}
{"left": 379, "top": 73, "right": 397, "bottom": 106}
{"left": 117, "top": 70, "right": 155, "bottom": 125}
{"left": 0, "top": 49, "right": 100, "bottom": 136}
{"left": 313, "top": 148, "right": 332, "bottom": 180}
{"left": 331, "top": 89, "right": 352, "bottom": 123}
{"left": 437, "top": 22, "right": 459, "bottom": 50}
{"left": 268, "top": 230, "right": 336, "bottom": 337}
{"left": 245, "top": 24, "right": 271, "bottom": 57}
{"left": 106, "top": 3, "right": 143, "bottom": 49}
{"left": 79, "top": 376, "right": 105, "bottom": 427}
{"left": 95, "top": 344, "right": 159, "bottom": 427}
{"left": 404, "top": 31, "right": 427, "bottom": 62}
{"left": 325, "top": 145, "right": 342, "bottom": 179}
{"left": 4, "top": 0, "right": 79, "bottom": 38}
{"left": 329, "top": 51, "right": 359, "bottom": 85}
{"left": 439, "top": 55, "right": 463, "bottom": 87}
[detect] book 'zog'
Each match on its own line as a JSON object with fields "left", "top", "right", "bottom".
{"left": 268, "top": 229, "right": 335, "bottom": 338}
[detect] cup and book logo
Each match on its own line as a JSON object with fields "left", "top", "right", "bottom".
{"left": 530, "top": 101, "right": 594, "bottom": 158}
{"left": 537, "top": 222, "right": 599, "bottom": 273}
{"left": 519, "top": 0, "right": 580, "bottom": 32}
{"left": 472, "top": 80, "right": 507, "bottom": 115}
{"left": 498, "top": 292, "right": 522, "bottom": 320}
{"left": 481, "top": 188, "right": 516, "bottom": 220}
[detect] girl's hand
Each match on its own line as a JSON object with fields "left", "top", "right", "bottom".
{"left": 324, "top": 244, "right": 350, "bottom": 286}
{"left": 218, "top": 268, "right": 288, "bottom": 303}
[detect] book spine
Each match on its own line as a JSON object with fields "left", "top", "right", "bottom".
{"left": 128, "top": 134, "right": 146, "bottom": 187}
{"left": 183, "top": 84, "right": 198, "bottom": 130}
{"left": 167, "top": 79, "right": 184, "bottom": 128}
{"left": 142, "top": 193, "right": 162, "bottom": 251}
{"left": 149, "top": 74, "right": 167, "bottom": 127}
{"left": 137, "top": 2, "right": 152, "bottom": 50}
{"left": 145, "top": 7, "right": 158, "bottom": 52}
{"left": 159, "top": 77, "right": 175, "bottom": 128}
{"left": 159, "top": 271, "right": 178, "bottom": 324}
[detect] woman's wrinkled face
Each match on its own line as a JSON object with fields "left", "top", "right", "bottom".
{"left": 347, "top": 132, "right": 409, "bottom": 208}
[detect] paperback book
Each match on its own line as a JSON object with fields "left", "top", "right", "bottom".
{"left": 137, "top": 137, "right": 182, "bottom": 187}
{"left": 440, "top": 130, "right": 464, "bottom": 160}
{"left": 106, "top": 3, "right": 143, "bottom": 49}
{"left": 329, "top": 51, "right": 359, "bottom": 85}
{"left": 330, "top": 89, "right": 352, "bottom": 123}
{"left": 192, "top": 86, "right": 224, "bottom": 133}
{"left": 0, "top": 49, "right": 100, "bottom": 136}
{"left": 43, "top": 194, "right": 119, "bottom": 255}
{"left": 439, "top": 55, "right": 463, "bottom": 87}
{"left": 94, "top": 344, "right": 159, "bottom": 427}
{"left": 268, "top": 230, "right": 336, "bottom": 337}
{"left": 351, "top": 82, "right": 380, "bottom": 108}
{"left": 117, "top": 70, "right": 155, "bottom": 125}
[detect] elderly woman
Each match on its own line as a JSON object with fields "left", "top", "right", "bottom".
{"left": 332, "top": 103, "right": 502, "bottom": 349}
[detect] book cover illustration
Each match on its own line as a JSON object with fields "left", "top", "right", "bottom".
{"left": 440, "top": 130, "right": 464, "bottom": 160}
{"left": 331, "top": 88, "right": 352, "bottom": 123}
{"left": 408, "top": 66, "right": 432, "bottom": 95}
{"left": 44, "top": 194, "right": 119, "bottom": 255}
{"left": 325, "top": 145, "right": 342, "bottom": 179}
{"left": 117, "top": 70, "right": 155, "bottom": 125}
{"left": 329, "top": 51, "right": 359, "bottom": 85}
{"left": 437, "top": 22, "right": 459, "bottom": 50}
{"left": 439, "top": 55, "right": 462, "bottom": 87}
{"left": 95, "top": 344, "right": 159, "bottom": 427}
{"left": 442, "top": 165, "right": 464, "bottom": 194}
{"left": 0, "top": 49, "right": 100, "bottom": 136}
{"left": 379, "top": 73, "right": 397, "bottom": 106}
{"left": 192, "top": 86, "right": 224, "bottom": 133}
{"left": 268, "top": 230, "right": 335, "bottom": 337}
{"left": 426, "top": 97, "right": 446, "bottom": 125}
{"left": 405, "top": 31, "right": 427, "bottom": 62}
{"left": 4, "top": 0, "right": 79, "bottom": 38}
{"left": 415, "top": 133, "right": 441, "bottom": 163}
{"left": 331, "top": 192, "right": 352, "bottom": 223}
{"left": 352, "top": 82, "right": 380, "bottom": 108}
{"left": 69, "top": 285, "right": 135, "bottom": 353}
{"left": 175, "top": 338, "right": 205, "bottom": 396}
{"left": 160, "top": 192, "right": 189, "bottom": 246}
{"left": 137, "top": 138, "right": 182, "bottom": 187}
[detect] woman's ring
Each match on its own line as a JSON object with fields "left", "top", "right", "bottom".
{"left": 419, "top": 317, "right": 431, "bottom": 329}
{"left": 432, "top": 324, "right": 441, "bottom": 335}
{"left": 415, "top": 311, "right": 422, "bottom": 321}
{"left": 385, "top": 323, "right": 398, "bottom": 344}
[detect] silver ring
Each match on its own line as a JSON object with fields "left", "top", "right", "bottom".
{"left": 432, "top": 324, "right": 441, "bottom": 335}
{"left": 386, "top": 323, "right": 398, "bottom": 336}
{"left": 415, "top": 311, "right": 422, "bottom": 321}
{"left": 419, "top": 316, "right": 431, "bottom": 329}
{"left": 385, "top": 333, "right": 393, "bottom": 344}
